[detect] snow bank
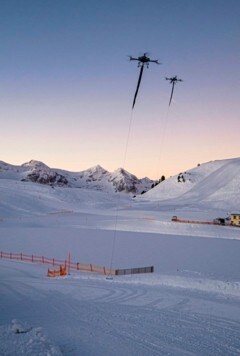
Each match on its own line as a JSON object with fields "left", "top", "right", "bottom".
{"left": 0, "top": 320, "right": 62, "bottom": 356}
{"left": 110, "top": 274, "right": 240, "bottom": 298}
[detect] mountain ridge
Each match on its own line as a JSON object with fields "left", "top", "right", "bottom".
{"left": 0, "top": 157, "right": 240, "bottom": 213}
{"left": 0, "top": 160, "right": 158, "bottom": 195}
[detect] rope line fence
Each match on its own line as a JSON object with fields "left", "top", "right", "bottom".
{"left": 0, "top": 251, "right": 154, "bottom": 277}
{"left": 0, "top": 251, "right": 114, "bottom": 275}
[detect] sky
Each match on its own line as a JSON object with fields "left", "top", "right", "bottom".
{"left": 0, "top": 0, "right": 239, "bottom": 179}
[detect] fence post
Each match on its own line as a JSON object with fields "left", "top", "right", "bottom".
{"left": 10, "top": 252, "right": 12, "bottom": 259}
{"left": 53, "top": 258, "right": 55, "bottom": 266}
{"left": 68, "top": 253, "right": 70, "bottom": 275}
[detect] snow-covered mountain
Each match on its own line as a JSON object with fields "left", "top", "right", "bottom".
{"left": 1, "top": 157, "right": 239, "bottom": 210}
{"left": 0, "top": 160, "right": 157, "bottom": 195}
{"left": 142, "top": 157, "right": 240, "bottom": 211}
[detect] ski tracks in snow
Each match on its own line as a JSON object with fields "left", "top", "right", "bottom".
{"left": 1, "top": 263, "right": 240, "bottom": 355}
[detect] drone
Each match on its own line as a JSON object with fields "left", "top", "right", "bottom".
{"left": 129, "top": 53, "right": 160, "bottom": 109}
{"left": 165, "top": 76, "right": 183, "bottom": 106}
{"left": 129, "top": 53, "right": 160, "bottom": 68}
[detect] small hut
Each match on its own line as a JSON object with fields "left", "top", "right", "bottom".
{"left": 230, "top": 214, "right": 240, "bottom": 227}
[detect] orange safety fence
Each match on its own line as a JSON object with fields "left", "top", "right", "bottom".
{"left": 48, "top": 265, "right": 67, "bottom": 277}
{"left": 76, "top": 262, "right": 115, "bottom": 275}
{"left": 0, "top": 251, "right": 67, "bottom": 267}
{"left": 0, "top": 251, "right": 154, "bottom": 277}
{"left": 0, "top": 250, "right": 114, "bottom": 275}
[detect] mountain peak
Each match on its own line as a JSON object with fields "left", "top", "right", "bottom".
{"left": 22, "top": 160, "right": 49, "bottom": 169}
{"left": 0, "top": 160, "right": 156, "bottom": 194}
{"left": 113, "top": 167, "right": 137, "bottom": 179}
{"left": 88, "top": 165, "right": 108, "bottom": 173}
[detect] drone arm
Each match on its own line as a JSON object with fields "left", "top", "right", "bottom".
{"left": 149, "top": 59, "right": 160, "bottom": 64}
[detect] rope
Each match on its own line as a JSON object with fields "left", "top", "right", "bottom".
{"left": 153, "top": 104, "right": 170, "bottom": 182}
{"left": 108, "top": 110, "right": 135, "bottom": 278}
{"left": 108, "top": 99, "right": 172, "bottom": 276}
{"left": 108, "top": 102, "right": 170, "bottom": 276}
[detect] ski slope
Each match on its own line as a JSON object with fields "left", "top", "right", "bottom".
{"left": 1, "top": 258, "right": 240, "bottom": 355}
{"left": 1, "top": 158, "right": 240, "bottom": 355}
{"left": 144, "top": 158, "right": 240, "bottom": 210}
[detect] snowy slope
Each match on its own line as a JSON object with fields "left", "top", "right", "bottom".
{"left": 143, "top": 158, "right": 240, "bottom": 211}
{"left": 1, "top": 258, "right": 240, "bottom": 356}
{"left": 0, "top": 320, "right": 62, "bottom": 356}
{"left": 1, "top": 158, "right": 240, "bottom": 355}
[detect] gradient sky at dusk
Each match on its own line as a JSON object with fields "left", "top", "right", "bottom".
{"left": 0, "top": 0, "right": 239, "bottom": 178}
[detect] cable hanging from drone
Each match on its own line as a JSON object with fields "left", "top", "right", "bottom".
{"left": 165, "top": 76, "right": 183, "bottom": 107}
{"left": 129, "top": 53, "right": 160, "bottom": 109}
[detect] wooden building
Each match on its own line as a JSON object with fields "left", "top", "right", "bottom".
{"left": 230, "top": 214, "right": 240, "bottom": 226}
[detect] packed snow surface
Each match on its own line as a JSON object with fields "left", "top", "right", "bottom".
{"left": 1, "top": 158, "right": 240, "bottom": 355}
